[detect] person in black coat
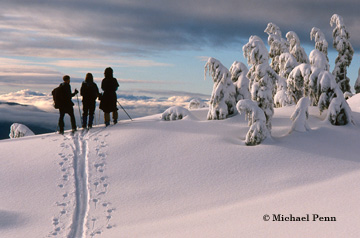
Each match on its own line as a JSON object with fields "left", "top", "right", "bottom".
{"left": 58, "top": 75, "right": 78, "bottom": 134}
{"left": 80, "top": 73, "right": 99, "bottom": 129}
{"left": 99, "top": 67, "right": 119, "bottom": 126}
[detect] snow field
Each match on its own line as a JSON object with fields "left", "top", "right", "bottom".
{"left": 1, "top": 94, "right": 360, "bottom": 237}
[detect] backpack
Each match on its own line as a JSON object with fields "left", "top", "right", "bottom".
{"left": 52, "top": 84, "right": 64, "bottom": 109}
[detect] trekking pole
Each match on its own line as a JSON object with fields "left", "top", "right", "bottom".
{"left": 94, "top": 109, "right": 97, "bottom": 126}
{"left": 76, "top": 94, "right": 82, "bottom": 125}
{"left": 117, "top": 101, "right": 133, "bottom": 121}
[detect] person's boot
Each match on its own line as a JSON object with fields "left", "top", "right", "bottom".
{"left": 104, "top": 113, "right": 110, "bottom": 127}
{"left": 113, "top": 111, "right": 118, "bottom": 125}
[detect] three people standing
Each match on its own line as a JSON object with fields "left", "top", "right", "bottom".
{"left": 56, "top": 67, "right": 120, "bottom": 134}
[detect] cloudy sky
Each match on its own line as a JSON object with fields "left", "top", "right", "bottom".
{"left": 1, "top": 0, "right": 360, "bottom": 106}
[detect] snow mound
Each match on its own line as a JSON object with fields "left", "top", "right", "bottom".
{"left": 290, "top": 97, "right": 310, "bottom": 133}
{"left": 347, "top": 93, "right": 360, "bottom": 113}
{"left": 161, "top": 106, "right": 193, "bottom": 121}
{"left": 188, "top": 98, "right": 207, "bottom": 109}
{"left": 9, "top": 123, "right": 35, "bottom": 139}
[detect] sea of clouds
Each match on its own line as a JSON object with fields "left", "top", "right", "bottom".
{"left": 0, "top": 89, "right": 208, "bottom": 139}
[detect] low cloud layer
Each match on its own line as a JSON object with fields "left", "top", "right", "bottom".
{"left": 0, "top": 89, "right": 209, "bottom": 135}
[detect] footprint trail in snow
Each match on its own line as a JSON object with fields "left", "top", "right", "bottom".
{"left": 48, "top": 128, "right": 114, "bottom": 237}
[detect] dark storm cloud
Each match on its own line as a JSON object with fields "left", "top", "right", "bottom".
{"left": 1, "top": 0, "right": 360, "bottom": 56}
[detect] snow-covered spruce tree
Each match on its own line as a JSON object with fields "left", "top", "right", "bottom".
{"left": 229, "top": 61, "right": 250, "bottom": 101}
{"left": 355, "top": 68, "right": 360, "bottom": 94}
{"left": 264, "top": 23, "right": 289, "bottom": 74}
{"left": 287, "top": 63, "right": 323, "bottom": 106}
{"left": 330, "top": 14, "right": 354, "bottom": 93}
{"left": 274, "top": 52, "right": 298, "bottom": 107}
{"left": 307, "top": 67, "right": 324, "bottom": 106}
{"left": 309, "top": 49, "right": 329, "bottom": 71}
{"left": 243, "top": 35, "right": 276, "bottom": 131}
{"left": 286, "top": 31, "right": 309, "bottom": 64}
{"left": 274, "top": 76, "right": 290, "bottom": 107}
{"left": 287, "top": 63, "right": 311, "bottom": 104}
{"left": 188, "top": 98, "right": 207, "bottom": 109}
{"left": 279, "top": 52, "right": 298, "bottom": 79}
{"left": 310, "top": 27, "right": 329, "bottom": 63}
{"left": 205, "top": 57, "right": 237, "bottom": 120}
{"left": 236, "top": 99, "right": 269, "bottom": 145}
{"left": 318, "top": 71, "right": 353, "bottom": 125}
{"left": 161, "top": 106, "right": 191, "bottom": 121}
{"left": 290, "top": 97, "right": 310, "bottom": 133}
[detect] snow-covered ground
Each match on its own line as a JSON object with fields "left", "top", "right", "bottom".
{"left": 1, "top": 94, "right": 360, "bottom": 238}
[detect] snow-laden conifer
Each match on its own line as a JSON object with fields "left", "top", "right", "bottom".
{"left": 355, "top": 68, "right": 360, "bottom": 94}
{"left": 229, "top": 61, "right": 250, "bottom": 101}
{"left": 279, "top": 52, "right": 298, "bottom": 79}
{"left": 330, "top": 14, "right": 354, "bottom": 93}
{"left": 287, "top": 63, "right": 311, "bottom": 104}
{"left": 274, "top": 76, "right": 290, "bottom": 107}
{"left": 309, "top": 49, "right": 329, "bottom": 71}
{"left": 307, "top": 67, "right": 324, "bottom": 106}
{"left": 188, "top": 98, "right": 207, "bottom": 109}
{"left": 310, "top": 27, "right": 329, "bottom": 62}
{"left": 236, "top": 99, "right": 269, "bottom": 146}
{"left": 290, "top": 97, "right": 310, "bottom": 133}
{"left": 243, "top": 36, "right": 276, "bottom": 131}
{"left": 9, "top": 123, "right": 35, "bottom": 139}
{"left": 286, "top": 31, "right": 309, "bottom": 64}
{"left": 318, "top": 71, "right": 353, "bottom": 125}
{"left": 205, "top": 57, "right": 236, "bottom": 120}
{"left": 264, "top": 23, "right": 289, "bottom": 74}
{"left": 274, "top": 52, "right": 298, "bottom": 107}
{"left": 161, "top": 106, "right": 192, "bottom": 121}
{"left": 287, "top": 64, "right": 323, "bottom": 106}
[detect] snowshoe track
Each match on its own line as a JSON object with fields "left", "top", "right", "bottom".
{"left": 48, "top": 128, "right": 114, "bottom": 238}
{"left": 67, "top": 132, "right": 90, "bottom": 238}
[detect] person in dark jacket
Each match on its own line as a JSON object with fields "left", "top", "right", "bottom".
{"left": 99, "top": 67, "right": 119, "bottom": 126}
{"left": 80, "top": 73, "right": 99, "bottom": 129}
{"left": 58, "top": 75, "right": 78, "bottom": 134}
